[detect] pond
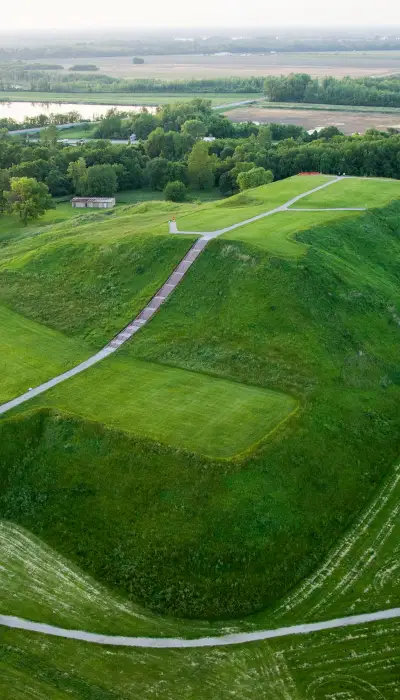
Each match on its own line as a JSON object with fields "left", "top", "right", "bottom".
{"left": 0, "top": 101, "right": 156, "bottom": 122}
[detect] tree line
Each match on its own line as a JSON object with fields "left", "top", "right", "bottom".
{"left": 0, "top": 63, "right": 264, "bottom": 94}
{"left": 1, "top": 98, "right": 400, "bottom": 225}
{"left": 265, "top": 73, "right": 400, "bottom": 108}
{"left": 1, "top": 34, "right": 400, "bottom": 60}
{"left": 0, "top": 111, "right": 83, "bottom": 132}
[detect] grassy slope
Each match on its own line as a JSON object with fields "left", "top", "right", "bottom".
{"left": 294, "top": 177, "right": 400, "bottom": 208}
{"left": 0, "top": 204, "right": 196, "bottom": 346}
{"left": 0, "top": 305, "right": 89, "bottom": 402}
{"left": 2, "top": 459, "right": 399, "bottom": 633}
{"left": 0, "top": 176, "right": 328, "bottom": 346}
{"left": 1, "top": 199, "right": 399, "bottom": 621}
{"left": 1, "top": 456, "right": 399, "bottom": 697}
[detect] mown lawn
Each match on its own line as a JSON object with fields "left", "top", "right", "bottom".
{"left": 293, "top": 176, "right": 400, "bottom": 209}
{"left": 221, "top": 209, "right": 358, "bottom": 257}
{"left": 27, "top": 357, "right": 296, "bottom": 457}
{"left": 0, "top": 305, "right": 89, "bottom": 403}
{"left": 176, "top": 175, "right": 333, "bottom": 232}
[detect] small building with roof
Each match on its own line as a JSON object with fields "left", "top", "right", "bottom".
{"left": 71, "top": 197, "right": 116, "bottom": 209}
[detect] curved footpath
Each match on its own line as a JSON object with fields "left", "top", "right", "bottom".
{"left": 0, "top": 175, "right": 395, "bottom": 647}
{"left": 1, "top": 608, "right": 399, "bottom": 648}
{"left": 0, "top": 175, "right": 354, "bottom": 418}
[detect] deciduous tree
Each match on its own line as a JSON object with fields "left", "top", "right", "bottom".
{"left": 5, "top": 176, "right": 53, "bottom": 225}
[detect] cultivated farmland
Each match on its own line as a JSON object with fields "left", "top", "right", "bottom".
{"left": 51, "top": 51, "right": 400, "bottom": 79}
{"left": 0, "top": 175, "right": 399, "bottom": 697}
{"left": 226, "top": 104, "right": 400, "bottom": 134}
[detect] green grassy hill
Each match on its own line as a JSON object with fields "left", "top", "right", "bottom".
{"left": 1, "top": 177, "right": 399, "bottom": 623}
{"left": 1, "top": 174, "right": 400, "bottom": 696}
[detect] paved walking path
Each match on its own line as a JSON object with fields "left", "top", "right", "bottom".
{"left": 0, "top": 607, "right": 399, "bottom": 648}
{"left": 172, "top": 176, "right": 345, "bottom": 239}
{"left": 0, "top": 175, "right": 348, "bottom": 418}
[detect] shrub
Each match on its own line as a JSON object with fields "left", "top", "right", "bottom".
{"left": 164, "top": 180, "right": 187, "bottom": 202}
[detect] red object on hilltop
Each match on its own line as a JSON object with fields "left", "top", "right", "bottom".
{"left": 298, "top": 172, "right": 321, "bottom": 176}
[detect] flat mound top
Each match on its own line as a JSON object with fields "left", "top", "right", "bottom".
{"left": 292, "top": 177, "right": 400, "bottom": 209}
{"left": 31, "top": 357, "right": 296, "bottom": 458}
{"left": 220, "top": 209, "right": 357, "bottom": 257}
{"left": 176, "top": 175, "right": 333, "bottom": 232}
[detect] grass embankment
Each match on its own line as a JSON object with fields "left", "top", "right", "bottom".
{"left": 0, "top": 91, "right": 260, "bottom": 106}
{"left": 1, "top": 190, "right": 400, "bottom": 619}
{"left": 0, "top": 202, "right": 197, "bottom": 346}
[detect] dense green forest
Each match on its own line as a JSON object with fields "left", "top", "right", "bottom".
{"left": 265, "top": 73, "right": 400, "bottom": 107}
{"left": 1, "top": 100, "right": 400, "bottom": 212}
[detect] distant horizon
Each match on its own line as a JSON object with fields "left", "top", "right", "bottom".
{"left": 2, "top": 24, "right": 400, "bottom": 35}
{"left": 2, "top": 0, "right": 400, "bottom": 33}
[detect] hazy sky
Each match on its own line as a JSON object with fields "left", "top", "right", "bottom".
{"left": 2, "top": 0, "right": 400, "bottom": 30}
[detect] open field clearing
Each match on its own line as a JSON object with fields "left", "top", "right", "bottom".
{"left": 49, "top": 51, "right": 400, "bottom": 79}
{"left": 24, "top": 357, "right": 296, "bottom": 457}
{"left": 226, "top": 105, "right": 400, "bottom": 134}
{"left": 220, "top": 210, "right": 358, "bottom": 257}
{"left": 293, "top": 177, "right": 400, "bottom": 208}
{"left": 0, "top": 306, "right": 89, "bottom": 403}
{"left": 176, "top": 175, "right": 333, "bottom": 231}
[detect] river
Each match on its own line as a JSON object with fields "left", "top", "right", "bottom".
{"left": 0, "top": 101, "right": 156, "bottom": 122}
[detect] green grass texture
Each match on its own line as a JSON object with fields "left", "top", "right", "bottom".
{"left": 293, "top": 176, "right": 400, "bottom": 209}
{"left": 1, "top": 196, "right": 400, "bottom": 620}
{"left": 25, "top": 357, "right": 296, "bottom": 457}
{"left": 221, "top": 209, "right": 358, "bottom": 257}
{"left": 176, "top": 175, "right": 333, "bottom": 231}
{"left": 0, "top": 305, "right": 89, "bottom": 403}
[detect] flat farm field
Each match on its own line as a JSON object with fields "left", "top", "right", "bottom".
{"left": 52, "top": 51, "right": 400, "bottom": 79}
{"left": 226, "top": 105, "right": 400, "bottom": 134}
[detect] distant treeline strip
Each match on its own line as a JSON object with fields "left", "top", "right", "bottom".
{"left": 265, "top": 73, "right": 400, "bottom": 108}
{"left": 1, "top": 37, "right": 400, "bottom": 59}
{"left": 0, "top": 68, "right": 265, "bottom": 94}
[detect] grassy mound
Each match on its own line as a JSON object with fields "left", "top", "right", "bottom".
{"left": 0, "top": 212, "right": 194, "bottom": 347}
{"left": 1, "top": 200, "right": 399, "bottom": 619}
